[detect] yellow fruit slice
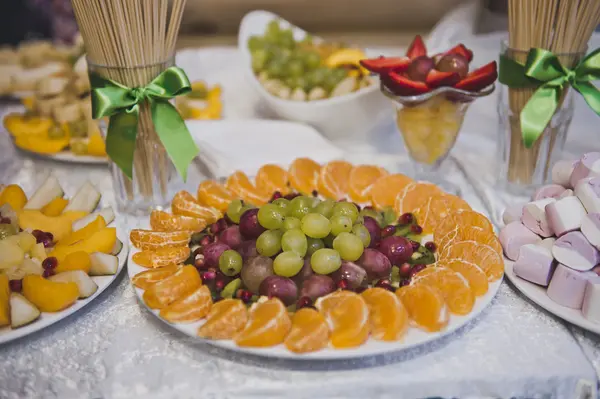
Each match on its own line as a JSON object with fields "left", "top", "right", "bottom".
{"left": 0, "top": 185, "right": 27, "bottom": 210}
{"left": 87, "top": 132, "right": 107, "bottom": 157}
{"left": 55, "top": 251, "right": 92, "bottom": 274}
{"left": 18, "top": 210, "right": 88, "bottom": 242}
{"left": 49, "top": 227, "right": 117, "bottom": 261}
{"left": 41, "top": 197, "right": 69, "bottom": 216}
{"left": 22, "top": 275, "right": 79, "bottom": 312}
{"left": 58, "top": 215, "right": 106, "bottom": 246}
{"left": 15, "top": 136, "right": 69, "bottom": 154}
{"left": 0, "top": 275, "right": 9, "bottom": 326}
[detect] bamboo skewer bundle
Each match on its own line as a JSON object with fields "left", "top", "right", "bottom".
{"left": 71, "top": 0, "right": 187, "bottom": 205}
{"left": 506, "top": 0, "right": 600, "bottom": 185}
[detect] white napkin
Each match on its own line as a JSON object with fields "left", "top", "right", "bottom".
{"left": 188, "top": 119, "right": 345, "bottom": 178}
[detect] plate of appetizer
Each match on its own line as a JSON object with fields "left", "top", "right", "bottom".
{"left": 500, "top": 152, "right": 600, "bottom": 335}
{"left": 128, "top": 158, "right": 503, "bottom": 358}
{"left": 0, "top": 177, "right": 128, "bottom": 344}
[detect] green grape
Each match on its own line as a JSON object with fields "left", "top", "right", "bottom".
{"left": 256, "top": 230, "right": 283, "bottom": 257}
{"left": 266, "top": 60, "right": 286, "bottom": 78}
{"left": 273, "top": 251, "right": 304, "bottom": 277}
{"left": 301, "top": 34, "right": 314, "bottom": 45}
{"left": 286, "top": 76, "right": 307, "bottom": 90}
{"left": 313, "top": 198, "right": 335, "bottom": 218}
{"left": 360, "top": 208, "right": 384, "bottom": 227}
{"left": 251, "top": 49, "right": 269, "bottom": 72}
{"left": 301, "top": 213, "right": 331, "bottom": 238}
{"left": 282, "top": 216, "right": 301, "bottom": 231}
{"left": 278, "top": 29, "right": 296, "bottom": 49}
{"left": 310, "top": 248, "right": 342, "bottom": 274}
{"left": 221, "top": 278, "right": 242, "bottom": 298}
{"left": 333, "top": 232, "right": 364, "bottom": 261}
{"left": 288, "top": 196, "right": 312, "bottom": 219}
{"left": 305, "top": 51, "right": 321, "bottom": 69}
{"left": 330, "top": 215, "right": 353, "bottom": 236}
{"left": 219, "top": 250, "right": 243, "bottom": 276}
{"left": 265, "top": 20, "right": 281, "bottom": 42}
{"left": 281, "top": 228, "right": 308, "bottom": 256}
{"left": 257, "top": 204, "right": 286, "bottom": 230}
{"left": 382, "top": 207, "right": 397, "bottom": 226}
{"left": 308, "top": 196, "right": 321, "bottom": 208}
{"left": 306, "top": 237, "right": 325, "bottom": 256}
{"left": 271, "top": 198, "right": 290, "bottom": 215}
{"left": 309, "top": 67, "right": 329, "bottom": 86}
{"left": 351, "top": 224, "right": 371, "bottom": 248}
{"left": 332, "top": 202, "right": 359, "bottom": 223}
{"left": 226, "top": 199, "right": 245, "bottom": 223}
{"left": 323, "top": 69, "right": 347, "bottom": 92}
{"left": 248, "top": 36, "right": 265, "bottom": 52}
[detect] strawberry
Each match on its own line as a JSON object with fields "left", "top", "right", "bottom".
{"left": 359, "top": 56, "right": 411, "bottom": 75}
{"left": 406, "top": 35, "right": 427, "bottom": 59}
{"left": 384, "top": 72, "right": 430, "bottom": 96}
{"left": 454, "top": 61, "right": 498, "bottom": 92}
{"left": 425, "top": 70, "right": 460, "bottom": 88}
{"left": 445, "top": 44, "right": 473, "bottom": 63}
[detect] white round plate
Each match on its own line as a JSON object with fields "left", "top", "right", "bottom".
{"left": 127, "top": 222, "right": 502, "bottom": 359}
{"left": 15, "top": 147, "right": 108, "bottom": 165}
{"left": 0, "top": 228, "right": 129, "bottom": 345}
{"left": 505, "top": 258, "right": 600, "bottom": 335}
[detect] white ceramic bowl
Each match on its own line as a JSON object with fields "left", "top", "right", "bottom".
{"left": 238, "top": 10, "right": 392, "bottom": 142}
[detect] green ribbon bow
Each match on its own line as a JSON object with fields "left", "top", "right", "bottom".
{"left": 499, "top": 47, "right": 600, "bottom": 148}
{"left": 90, "top": 66, "right": 199, "bottom": 180}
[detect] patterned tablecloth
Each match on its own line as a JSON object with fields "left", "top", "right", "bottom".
{"left": 0, "top": 46, "right": 599, "bottom": 399}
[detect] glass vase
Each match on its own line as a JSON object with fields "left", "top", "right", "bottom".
{"left": 88, "top": 57, "right": 180, "bottom": 216}
{"left": 496, "top": 42, "right": 583, "bottom": 196}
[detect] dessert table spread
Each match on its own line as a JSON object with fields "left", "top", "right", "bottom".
{"left": 1, "top": 43, "right": 600, "bottom": 399}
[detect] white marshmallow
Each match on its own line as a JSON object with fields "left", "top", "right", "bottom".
{"left": 581, "top": 213, "right": 600, "bottom": 249}
{"left": 539, "top": 237, "right": 556, "bottom": 251}
{"left": 559, "top": 189, "right": 574, "bottom": 199}
{"left": 570, "top": 153, "right": 600, "bottom": 188}
{"left": 545, "top": 196, "right": 587, "bottom": 237}
{"left": 582, "top": 276, "right": 600, "bottom": 323}
{"left": 521, "top": 198, "right": 556, "bottom": 237}
{"left": 502, "top": 203, "right": 524, "bottom": 225}
{"left": 552, "top": 160, "right": 577, "bottom": 188}
{"left": 513, "top": 244, "right": 556, "bottom": 286}
{"left": 552, "top": 231, "right": 600, "bottom": 271}
{"left": 575, "top": 177, "right": 600, "bottom": 214}
{"left": 547, "top": 264, "right": 591, "bottom": 309}
{"left": 499, "top": 221, "right": 542, "bottom": 261}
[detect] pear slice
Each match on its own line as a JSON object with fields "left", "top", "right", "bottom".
{"left": 50, "top": 271, "right": 98, "bottom": 298}
{"left": 72, "top": 207, "right": 115, "bottom": 232}
{"left": 89, "top": 253, "right": 118, "bottom": 276}
{"left": 24, "top": 175, "right": 64, "bottom": 210}
{"left": 10, "top": 293, "right": 41, "bottom": 328}
{"left": 64, "top": 181, "right": 101, "bottom": 213}
{"left": 111, "top": 239, "right": 123, "bottom": 256}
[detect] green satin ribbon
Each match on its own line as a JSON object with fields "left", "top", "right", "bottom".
{"left": 90, "top": 66, "right": 198, "bottom": 180}
{"left": 499, "top": 47, "right": 600, "bottom": 148}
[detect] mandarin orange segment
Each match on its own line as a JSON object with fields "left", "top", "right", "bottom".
{"left": 315, "top": 290, "right": 369, "bottom": 348}
{"left": 234, "top": 298, "right": 292, "bottom": 347}
{"left": 159, "top": 285, "right": 213, "bottom": 323}
{"left": 132, "top": 265, "right": 180, "bottom": 290}
{"left": 130, "top": 229, "right": 191, "bottom": 251}
{"left": 454, "top": 210, "right": 494, "bottom": 233}
{"left": 347, "top": 165, "right": 388, "bottom": 203}
{"left": 226, "top": 171, "right": 271, "bottom": 205}
{"left": 395, "top": 182, "right": 441, "bottom": 215}
{"left": 395, "top": 284, "right": 448, "bottom": 332}
{"left": 437, "top": 259, "right": 488, "bottom": 296}
{"left": 412, "top": 267, "right": 475, "bottom": 315}
{"left": 150, "top": 210, "right": 207, "bottom": 232}
{"left": 284, "top": 308, "right": 330, "bottom": 353}
{"left": 197, "top": 180, "right": 234, "bottom": 212}
{"left": 441, "top": 240, "right": 503, "bottom": 282}
{"left": 255, "top": 164, "right": 290, "bottom": 196}
{"left": 172, "top": 191, "right": 222, "bottom": 223}
{"left": 142, "top": 265, "right": 202, "bottom": 309}
{"left": 361, "top": 287, "right": 408, "bottom": 341}
{"left": 317, "top": 160, "right": 353, "bottom": 200}
{"left": 370, "top": 174, "right": 413, "bottom": 210}
{"left": 417, "top": 193, "right": 471, "bottom": 232}
{"left": 288, "top": 157, "right": 321, "bottom": 195}
{"left": 197, "top": 299, "right": 248, "bottom": 340}
{"left": 450, "top": 226, "right": 502, "bottom": 256}
{"left": 132, "top": 246, "right": 191, "bottom": 268}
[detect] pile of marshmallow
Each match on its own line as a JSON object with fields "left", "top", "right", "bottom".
{"left": 500, "top": 152, "right": 600, "bottom": 323}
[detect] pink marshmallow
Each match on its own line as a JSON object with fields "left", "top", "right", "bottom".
{"left": 582, "top": 276, "right": 600, "bottom": 323}
{"left": 552, "top": 231, "right": 600, "bottom": 271}
{"left": 513, "top": 244, "right": 556, "bottom": 286}
{"left": 499, "top": 221, "right": 542, "bottom": 261}
{"left": 547, "top": 264, "right": 592, "bottom": 309}
{"left": 545, "top": 196, "right": 587, "bottom": 237}
{"left": 570, "top": 152, "right": 600, "bottom": 188}
{"left": 532, "top": 184, "right": 567, "bottom": 201}
{"left": 521, "top": 198, "right": 555, "bottom": 237}
{"left": 502, "top": 203, "right": 524, "bottom": 225}
{"left": 552, "top": 159, "right": 578, "bottom": 188}
{"left": 575, "top": 177, "right": 600, "bottom": 214}
{"left": 581, "top": 213, "right": 600, "bottom": 249}
{"left": 559, "top": 189, "right": 574, "bottom": 199}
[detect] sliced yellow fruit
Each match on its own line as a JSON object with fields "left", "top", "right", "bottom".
{"left": 18, "top": 210, "right": 88, "bottom": 243}
{"left": 41, "top": 197, "right": 69, "bottom": 216}
{"left": 324, "top": 48, "right": 369, "bottom": 74}
{"left": 49, "top": 227, "right": 117, "bottom": 261}
{"left": 15, "top": 136, "right": 69, "bottom": 154}
{"left": 22, "top": 275, "right": 79, "bottom": 312}
{"left": 87, "top": 132, "right": 107, "bottom": 157}
{"left": 0, "top": 184, "right": 27, "bottom": 210}
{"left": 58, "top": 215, "right": 106, "bottom": 246}
{"left": 0, "top": 275, "right": 10, "bottom": 326}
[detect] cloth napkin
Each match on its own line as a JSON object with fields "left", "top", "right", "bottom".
{"left": 188, "top": 119, "right": 345, "bottom": 178}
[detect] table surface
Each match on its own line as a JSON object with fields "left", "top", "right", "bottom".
{"left": 1, "top": 44, "right": 599, "bottom": 399}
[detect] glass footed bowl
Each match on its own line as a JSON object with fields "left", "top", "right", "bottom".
{"left": 381, "top": 83, "right": 495, "bottom": 194}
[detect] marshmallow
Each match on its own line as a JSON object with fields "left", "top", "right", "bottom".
{"left": 547, "top": 264, "right": 591, "bottom": 309}
{"left": 552, "top": 231, "right": 600, "bottom": 271}
{"left": 575, "top": 177, "right": 600, "bottom": 213}
{"left": 502, "top": 203, "right": 524, "bottom": 225}
{"left": 499, "top": 221, "right": 542, "bottom": 260}
{"left": 513, "top": 244, "right": 556, "bottom": 286}
{"left": 532, "top": 184, "right": 567, "bottom": 201}
{"left": 521, "top": 198, "right": 556, "bottom": 237}
{"left": 559, "top": 189, "right": 574, "bottom": 199}
{"left": 570, "top": 152, "right": 600, "bottom": 188}
{"left": 545, "top": 196, "right": 587, "bottom": 237}
{"left": 581, "top": 213, "right": 600, "bottom": 249}
{"left": 582, "top": 276, "right": 600, "bottom": 323}
{"left": 552, "top": 159, "right": 578, "bottom": 187}
{"left": 539, "top": 237, "right": 556, "bottom": 251}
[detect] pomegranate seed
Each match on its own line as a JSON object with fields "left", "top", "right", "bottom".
{"left": 215, "top": 279, "right": 226, "bottom": 292}
{"left": 45, "top": 232, "right": 54, "bottom": 242}
{"left": 9, "top": 279, "right": 22, "bottom": 292}
{"left": 398, "top": 263, "right": 412, "bottom": 277}
{"left": 240, "top": 290, "right": 253, "bottom": 304}
{"left": 32, "top": 230, "right": 45, "bottom": 243}
{"left": 410, "top": 264, "right": 426, "bottom": 277}
{"left": 194, "top": 257, "right": 206, "bottom": 270}
{"left": 43, "top": 269, "right": 55, "bottom": 278}
{"left": 270, "top": 191, "right": 283, "bottom": 202}
{"left": 375, "top": 279, "right": 394, "bottom": 291}
{"left": 381, "top": 225, "right": 396, "bottom": 238}
{"left": 296, "top": 296, "right": 313, "bottom": 309}
{"left": 42, "top": 257, "right": 58, "bottom": 270}
{"left": 284, "top": 193, "right": 300, "bottom": 200}
{"left": 201, "top": 270, "right": 216, "bottom": 282}
{"left": 410, "top": 240, "right": 420, "bottom": 252}
{"left": 399, "top": 278, "right": 411, "bottom": 287}
{"left": 425, "top": 241, "right": 437, "bottom": 252}
{"left": 0, "top": 217, "right": 10, "bottom": 224}
{"left": 337, "top": 279, "right": 350, "bottom": 290}
{"left": 311, "top": 190, "right": 318, "bottom": 197}
{"left": 399, "top": 213, "right": 414, "bottom": 225}
{"left": 200, "top": 235, "right": 213, "bottom": 247}
{"left": 410, "top": 224, "right": 423, "bottom": 234}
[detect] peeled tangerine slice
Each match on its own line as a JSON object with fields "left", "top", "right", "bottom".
{"left": 513, "top": 244, "right": 556, "bottom": 286}
{"left": 437, "top": 259, "right": 489, "bottom": 297}
{"left": 132, "top": 265, "right": 180, "bottom": 290}
{"left": 172, "top": 190, "right": 223, "bottom": 223}
{"left": 150, "top": 210, "right": 207, "bottom": 232}
{"left": 198, "top": 299, "right": 248, "bottom": 340}
{"left": 582, "top": 276, "right": 600, "bottom": 323}
{"left": 129, "top": 229, "right": 191, "bottom": 251}
{"left": 284, "top": 308, "right": 330, "bottom": 353}
{"left": 159, "top": 285, "right": 212, "bottom": 323}
{"left": 132, "top": 247, "right": 190, "bottom": 268}
{"left": 395, "top": 284, "right": 448, "bottom": 332}
{"left": 412, "top": 267, "right": 475, "bottom": 316}
{"left": 22, "top": 275, "right": 79, "bottom": 312}
{"left": 441, "top": 240, "right": 504, "bottom": 282}
{"left": 361, "top": 287, "right": 408, "bottom": 341}
{"left": 142, "top": 265, "right": 202, "bottom": 309}
{"left": 498, "top": 222, "right": 541, "bottom": 261}
{"left": 315, "top": 290, "right": 369, "bottom": 348}
{"left": 235, "top": 298, "right": 291, "bottom": 347}
{"left": 547, "top": 264, "right": 593, "bottom": 309}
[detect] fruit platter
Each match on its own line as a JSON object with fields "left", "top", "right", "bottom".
{"left": 501, "top": 153, "right": 600, "bottom": 334}
{"left": 128, "top": 158, "right": 503, "bottom": 358}
{"left": 0, "top": 178, "right": 127, "bottom": 343}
